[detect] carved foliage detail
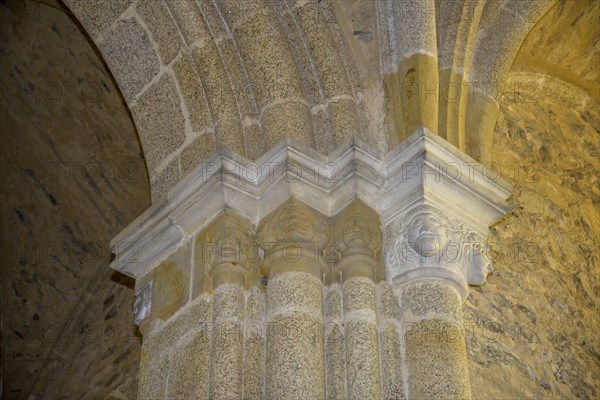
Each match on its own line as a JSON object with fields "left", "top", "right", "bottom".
{"left": 333, "top": 201, "right": 382, "bottom": 257}
{"left": 258, "top": 199, "right": 327, "bottom": 247}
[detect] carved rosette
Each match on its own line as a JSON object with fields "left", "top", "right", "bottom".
{"left": 257, "top": 199, "right": 328, "bottom": 278}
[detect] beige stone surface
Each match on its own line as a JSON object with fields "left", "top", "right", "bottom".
{"left": 265, "top": 246, "right": 325, "bottom": 399}
{"left": 99, "top": 17, "right": 160, "bottom": 101}
{"left": 4, "top": 1, "right": 600, "bottom": 399}
{"left": 243, "top": 288, "right": 267, "bottom": 400}
{"left": 513, "top": 0, "right": 600, "bottom": 104}
{"left": 131, "top": 73, "right": 186, "bottom": 174}
{"left": 167, "top": 329, "right": 211, "bottom": 400}
{"left": 324, "top": 285, "right": 346, "bottom": 400}
{"left": 343, "top": 278, "right": 381, "bottom": 399}
{"left": 466, "top": 74, "right": 600, "bottom": 399}
{"left": 266, "top": 312, "right": 325, "bottom": 400}
{"left": 136, "top": 0, "right": 182, "bottom": 66}
{"left": 405, "top": 319, "right": 472, "bottom": 399}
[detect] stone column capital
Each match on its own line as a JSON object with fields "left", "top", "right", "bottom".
{"left": 111, "top": 128, "right": 511, "bottom": 300}
{"left": 332, "top": 200, "right": 383, "bottom": 282}
{"left": 196, "top": 212, "right": 256, "bottom": 289}
{"left": 383, "top": 202, "right": 492, "bottom": 299}
{"left": 256, "top": 198, "right": 329, "bottom": 278}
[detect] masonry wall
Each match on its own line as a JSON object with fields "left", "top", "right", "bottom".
{"left": 466, "top": 74, "right": 600, "bottom": 398}
{"left": 1, "top": 1, "right": 149, "bottom": 398}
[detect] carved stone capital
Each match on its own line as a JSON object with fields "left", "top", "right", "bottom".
{"left": 196, "top": 212, "right": 256, "bottom": 288}
{"left": 257, "top": 198, "right": 328, "bottom": 277}
{"left": 112, "top": 128, "right": 511, "bottom": 301}
{"left": 332, "top": 200, "right": 382, "bottom": 281}
{"left": 461, "top": 229, "right": 493, "bottom": 286}
{"left": 384, "top": 202, "right": 496, "bottom": 299}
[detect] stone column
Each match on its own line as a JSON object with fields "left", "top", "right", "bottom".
{"left": 203, "top": 214, "right": 253, "bottom": 399}
{"left": 333, "top": 200, "right": 382, "bottom": 400}
{"left": 111, "top": 128, "right": 511, "bottom": 400}
{"left": 257, "top": 199, "right": 327, "bottom": 400}
{"left": 384, "top": 203, "right": 496, "bottom": 399}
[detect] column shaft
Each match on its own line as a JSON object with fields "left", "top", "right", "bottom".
{"left": 324, "top": 282, "right": 346, "bottom": 399}
{"left": 243, "top": 287, "right": 266, "bottom": 399}
{"left": 377, "top": 282, "right": 404, "bottom": 399}
{"left": 343, "top": 276, "right": 381, "bottom": 399}
{"left": 400, "top": 280, "right": 471, "bottom": 399}
{"left": 210, "top": 279, "right": 244, "bottom": 399}
{"left": 265, "top": 269, "right": 325, "bottom": 400}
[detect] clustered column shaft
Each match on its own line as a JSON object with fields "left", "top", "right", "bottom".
{"left": 134, "top": 198, "right": 481, "bottom": 399}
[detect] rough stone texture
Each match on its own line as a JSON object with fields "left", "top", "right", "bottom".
{"left": 139, "top": 295, "right": 212, "bottom": 398}
{"left": 0, "top": 1, "right": 150, "bottom": 399}
{"left": 136, "top": 0, "right": 182, "bottom": 66}
{"left": 243, "top": 288, "right": 266, "bottom": 400}
{"left": 210, "top": 321, "right": 243, "bottom": 399}
{"left": 266, "top": 312, "right": 325, "bottom": 400}
{"left": 166, "top": 329, "right": 211, "bottom": 400}
{"left": 324, "top": 285, "right": 346, "bottom": 400}
{"left": 377, "top": 282, "right": 405, "bottom": 399}
{"left": 266, "top": 270, "right": 325, "bottom": 399}
{"left": 172, "top": 53, "right": 213, "bottom": 135}
{"left": 56, "top": 0, "right": 596, "bottom": 198}
{"left": 378, "top": 321, "right": 404, "bottom": 400}
{"left": 379, "top": 281, "right": 403, "bottom": 320}
{"left": 267, "top": 272, "right": 322, "bottom": 315}
{"left": 466, "top": 73, "right": 600, "bottom": 399}
{"left": 99, "top": 17, "right": 160, "bottom": 101}
{"left": 131, "top": 73, "right": 186, "bottom": 175}
{"left": 405, "top": 319, "right": 471, "bottom": 399}
{"left": 147, "top": 295, "right": 213, "bottom": 355}
{"left": 63, "top": 0, "right": 133, "bottom": 39}
{"left": 4, "top": 0, "right": 600, "bottom": 398}
{"left": 342, "top": 278, "right": 380, "bottom": 399}
{"left": 512, "top": 0, "right": 600, "bottom": 104}
{"left": 179, "top": 134, "right": 216, "bottom": 177}
{"left": 343, "top": 277, "right": 376, "bottom": 314}
{"left": 138, "top": 335, "right": 169, "bottom": 400}
{"left": 344, "top": 320, "right": 381, "bottom": 399}
{"left": 149, "top": 154, "right": 180, "bottom": 202}
{"left": 261, "top": 99, "right": 315, "bottom": 149}
{"left": 210, "top": 283, "right": 244, "bottom": 399}
{"left": 401, "top": 281, "right": 463, "bottom": 321}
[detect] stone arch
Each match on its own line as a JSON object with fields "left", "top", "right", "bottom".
{"left": 378, "top": 0, "right": 559, "bottom": 163}
{"left": 62, "top": 0, "right": 371, "bottom": 201}
{"left": 464, "top": 0, "right": 559, "bottom": 163}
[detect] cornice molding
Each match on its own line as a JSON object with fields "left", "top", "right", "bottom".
{"left": 111, "top": 128, "right": 511, "bottom": 281}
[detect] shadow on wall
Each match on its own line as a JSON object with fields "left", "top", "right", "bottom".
{"left": 1, "top": 0, "right": 150, "bottom": 398}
